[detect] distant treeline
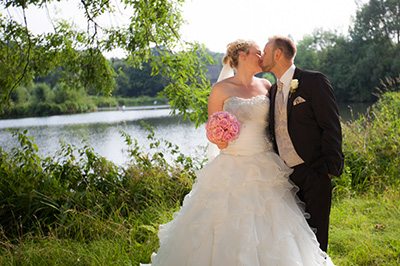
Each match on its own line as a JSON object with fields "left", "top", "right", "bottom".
{"left": 2, "top": 81, "right": 165, "bottom": 118}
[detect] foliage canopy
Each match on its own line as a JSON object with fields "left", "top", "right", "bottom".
{"left": 0, "top": 0, "right": 212, "bottom": 126}
{"left": 295, "top": 0, "right": 400, "bottom": 102}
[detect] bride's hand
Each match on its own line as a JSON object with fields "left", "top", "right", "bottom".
{"left": 206, "top": 135, "right": 228, "bottom": 150}
{"left": 216, "top": 141, "right": 228, "bottom": 150}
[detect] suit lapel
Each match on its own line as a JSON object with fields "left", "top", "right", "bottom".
{"left": 269, "top": 82, "right": 277, "bottom": 127}
{"left": 270, "top": 83, "right": 277, "bottom": 106}
{"left": 287, "top": 67, "right": 302, "bottom": 117}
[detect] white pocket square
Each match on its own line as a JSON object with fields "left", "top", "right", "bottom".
{"left": 293, "top": 96, "right": 306, "bottom": 106}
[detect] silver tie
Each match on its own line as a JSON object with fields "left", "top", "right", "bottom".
{"left": 276, "top": 81, "right": 285, "bottom": 113}
{"left": 274, "top": 80, "right": 304, "bottom": 167}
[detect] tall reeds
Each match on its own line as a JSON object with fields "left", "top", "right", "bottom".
{"left": 334, "top": 92, "right": 400, "bottom": 197}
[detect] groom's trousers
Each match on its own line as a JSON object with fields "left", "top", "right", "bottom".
{"left": 290, "top": 162, "right": 333, "bottom": 252}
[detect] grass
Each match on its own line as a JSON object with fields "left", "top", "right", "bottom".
{"left": 0, "top": 202, "right": 180, "bottom": 265}
{"left": 1, "top": 191, "right": 399, "bottom": 265}
{"left": 329, "top": 189, "right": 400, "bottom": 265}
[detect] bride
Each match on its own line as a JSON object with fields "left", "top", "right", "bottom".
{"left": 141, "top": 40, "right": 335, "bottom": 265}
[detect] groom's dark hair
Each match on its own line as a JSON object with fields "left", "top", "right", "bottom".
{"left": 269, "top": 36, "right": 296, "bottom": 61}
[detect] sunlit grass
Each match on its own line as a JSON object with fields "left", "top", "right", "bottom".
{"left": 1, "top": 191, "right": 399, "bottom": 265}
{"left": 330, "top": 189, "right": 400, "bottom": 265}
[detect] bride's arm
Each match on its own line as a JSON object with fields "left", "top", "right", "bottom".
{"left": 208, "top": 82, "right": 226, "bottom": 115}
{"left": 207, "top": 82, "right": 229, "bottom": 150}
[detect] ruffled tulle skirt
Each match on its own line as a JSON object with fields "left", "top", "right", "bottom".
{"left": 141, "top": 150, "right": 334, "bottom": 266}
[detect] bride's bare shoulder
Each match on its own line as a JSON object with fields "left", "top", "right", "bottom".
{"left": 254, "top": 77, "right": 272, "bottom": 88}
{"left": 212, "top": 77, "right": 235, "bottom": 90}
{"left": 210, "top": 78, "right": 235, "bottom": 96}
{"left": 208, "top": 79, "right": 235, "bottom": 115}
{"left": 253, "top": 77, "right": 271, "bottom": 97}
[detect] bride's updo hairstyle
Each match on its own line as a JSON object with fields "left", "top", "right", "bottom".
{"left": 223, "top": 39, "right": 255, "bottom": 70}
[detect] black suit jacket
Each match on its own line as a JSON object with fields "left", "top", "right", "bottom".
{"left": 269, "top": 67, "right": 344, "bottom": 177}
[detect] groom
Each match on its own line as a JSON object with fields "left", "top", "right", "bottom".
{"left": 260, "top": 36, "right": 344, "bottom": 252}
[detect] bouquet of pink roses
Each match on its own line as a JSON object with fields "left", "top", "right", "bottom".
{"left": 206, "top": 111, "right": 241, "bottom": 143}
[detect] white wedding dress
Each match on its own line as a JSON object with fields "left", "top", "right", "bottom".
{"left": 142, "top": 95, "right": 334, "bottom": 266}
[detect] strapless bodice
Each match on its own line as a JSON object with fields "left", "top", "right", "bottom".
{"left": 222, "top": 95, "right": 273, "bottom": 155}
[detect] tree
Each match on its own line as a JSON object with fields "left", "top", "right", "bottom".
{"left": 294, "top": 1, "right": 400, "bottom": 103}
{"left": 0, "top": 0, "right": 212, "bottom": 126}
{"left": 345, "top": 0, "right": 400, "bottom": 101}
{"left": 352, "top": 0, "right": 400, "bottom": 44}
{"left": 112, "top": 58, "right": 166, "bottom": 97}
{"left": 295, "top": 29, "right": 325, "bottom": 71}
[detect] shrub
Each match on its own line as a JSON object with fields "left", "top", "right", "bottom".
{"left": 63, "top": 100, "right": 80, "bottom": 113}
{"left": 0, "top": 123, "right": 204, "bottom": 241}
{"left": 31, "top": 83, "right": 51, "bottom": 102}
{"left": 334, "top": 92, "right": 400, "bottom": 196}
{"left": 91, "top": 96, "right": 118, "bottom": 108}
{"left": 11, "top": 86, "right": 31, "bottom": 104}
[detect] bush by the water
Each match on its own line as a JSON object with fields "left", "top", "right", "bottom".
{"left": 334, "top": 92, "right": 400, "bottom": 196}
{"left": 1, "top": 92, "right": 399, "bottom": 265}
{"left": 4, "top": 83, "right": 97, "bottom": 117}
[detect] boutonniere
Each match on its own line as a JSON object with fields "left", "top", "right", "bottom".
{"left": 289, "top": 79, "right": 299, "bottom": 98}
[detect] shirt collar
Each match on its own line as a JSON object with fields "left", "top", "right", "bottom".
{"left": 279, "top": 64, "right": 296, "bottom": 88}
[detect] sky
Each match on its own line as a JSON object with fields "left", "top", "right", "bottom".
{"left": 1, "top": 0, "right": 368, "bottom": 57}
{"left": 180, "top": 0, "right": 367, "bottom": 53}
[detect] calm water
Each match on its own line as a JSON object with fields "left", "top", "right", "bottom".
{"left": 0, "top": 103, "right": 370, "bottom": 166}
{"left": 337, "top": 102, "right": 372, "bottom": 121}
{"left": 0, "top": 108, "right": 207, "bottom": 166}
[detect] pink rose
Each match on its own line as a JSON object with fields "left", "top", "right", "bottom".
{"left": 223, "top": 131, "right": 234, "bottom": 142}
{"left": 218, "top": 118, "right": 229, "bottom": 129}
{"left": 217, "top": 112, "right": 227, "bottom": 120}
{"left": 226, "top": 115, "right": 234, "bottom": 123}
{"left": 206, "top": 130, "right": 216, "bottom": 143}
{"left": 213, "top": 126, "right": 225, "bottom": 140}
{"left": 228, "top": 123, "right": 240, "bottom": 134}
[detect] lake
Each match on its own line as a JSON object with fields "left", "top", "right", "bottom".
{"left": 0, "top": 102, "right": 370, "bottom": 166}
{"left": 0, "top": 108, "right": 208, "bottom": 167}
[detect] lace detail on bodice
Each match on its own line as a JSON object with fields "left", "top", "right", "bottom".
{"left": 222, "top": 95, "right": 273, "bottom": 155}
{"left": 223, "top": 95, "right": 269, "bottom": 124}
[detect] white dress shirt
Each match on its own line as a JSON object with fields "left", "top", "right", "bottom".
{"left": 277, "top": 64, "right": 296, "bottom": 104}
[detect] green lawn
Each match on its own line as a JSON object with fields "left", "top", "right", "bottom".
{"left": 329, "top": 189, "right": 400, "bottom": 265}
{"left": 1, "top": 189, "right": 399, "bottom": 265}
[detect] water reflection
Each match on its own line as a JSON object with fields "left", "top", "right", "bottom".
{"left": 0, "top": 108, "right": 174, "bottom": 128}
{"left": 337, "top": 102, "right": 372, "bottom": 122}
{"left": 0, "top": 109, "right": 207, "bottom": 166}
